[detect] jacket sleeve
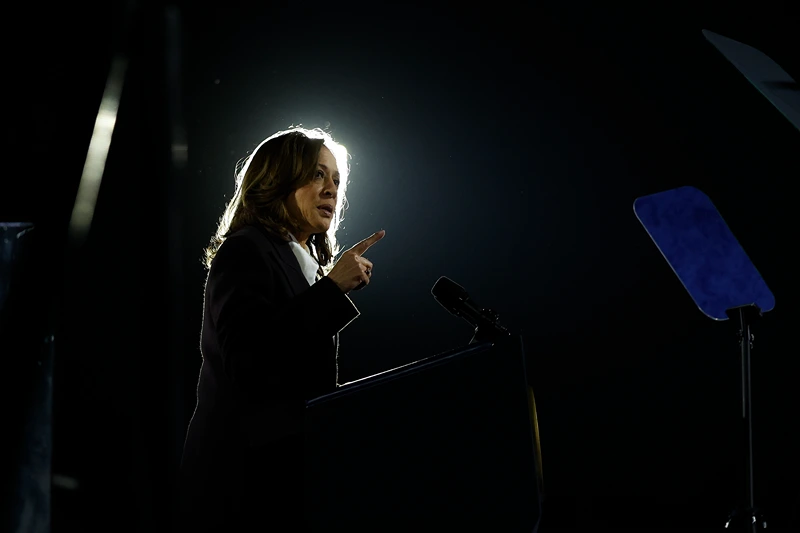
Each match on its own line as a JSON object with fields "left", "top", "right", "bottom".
{"left": 207, "top": 234, "right": 359, "bottom": 398}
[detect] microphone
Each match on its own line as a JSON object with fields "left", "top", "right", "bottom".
{"left": 431, "top": 276, "right": 510, "bottom": 342}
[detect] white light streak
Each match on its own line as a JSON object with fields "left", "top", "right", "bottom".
{"left": 69, "top": 55, "right": 128, "bottom": 245}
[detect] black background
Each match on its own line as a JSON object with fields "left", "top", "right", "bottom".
{"left": 5, "top": 1, "right": 799, "bottom": 531}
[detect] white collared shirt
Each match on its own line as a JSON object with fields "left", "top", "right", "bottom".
{"left": 287, "top": 233, "right": 320, "bottom": 286}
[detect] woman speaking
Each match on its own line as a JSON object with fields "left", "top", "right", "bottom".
{"left": 179, "top": 127, "right": 385, "bottom": 531}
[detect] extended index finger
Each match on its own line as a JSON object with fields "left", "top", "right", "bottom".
{"left": 352, "top": 230, "right": 386, "bottom": 255}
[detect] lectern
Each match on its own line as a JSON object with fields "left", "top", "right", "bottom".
{"left": 305, "top": 334, "right": 543, "bottom": 531}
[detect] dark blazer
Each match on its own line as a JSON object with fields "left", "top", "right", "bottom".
{"left": 179, "top": 224, "right": 360, "bottom": 532}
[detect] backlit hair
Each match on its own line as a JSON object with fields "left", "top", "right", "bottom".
{"left": 204, "top": 127, "right": 350, "bottom": 275}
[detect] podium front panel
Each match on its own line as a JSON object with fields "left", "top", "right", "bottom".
{"left": 305, "top": 336, "right": 541, "bottom": 531}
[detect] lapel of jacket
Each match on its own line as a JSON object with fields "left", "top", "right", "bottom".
{"left": 256, "top": 227, "right": 309, "bottom": 297}
{"left": 256, "top": 226, "right": 337, "bottom": 350}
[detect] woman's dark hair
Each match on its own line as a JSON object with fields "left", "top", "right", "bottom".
{"left": 204, "top": 127, "right": 350, "bottom": 273}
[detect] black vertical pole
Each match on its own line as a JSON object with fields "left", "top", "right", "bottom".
{"left": 133, "top": 2, "right": 187, "bottom": 529}
{"left": 725, "top": 303, "right": 764, "bottom": 532}
{"left": 739, "top": 308, "right": 756, "bottom": 529}
{"left": 163, "top": 4, "right": 187, "bottom": 527}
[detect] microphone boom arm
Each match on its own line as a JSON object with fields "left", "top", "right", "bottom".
{"left": 468, "top": 307, "right": 511, "bottom": 344}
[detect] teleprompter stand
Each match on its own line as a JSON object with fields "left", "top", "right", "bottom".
{"left": 634, "top": 186, "right": 775, "bottom": 531}
{"left": 701, "top": 28, "right": 794, "bottom": 530}
{"left": 725, "top": 304, "right": 765, "bottom": 532}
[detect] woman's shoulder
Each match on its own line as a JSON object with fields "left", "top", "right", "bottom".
{"left": 214, "top": 224, "right": 295, "bottom": 270}
{"left": 214, "top": 225, "right": 279, "bottom": 268}
{"left": 222, "top": 224, "right": 283, "bottom": 248}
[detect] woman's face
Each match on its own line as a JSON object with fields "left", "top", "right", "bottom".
{"left": 286, "top": 145, "right": 340, "bottom": 242}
